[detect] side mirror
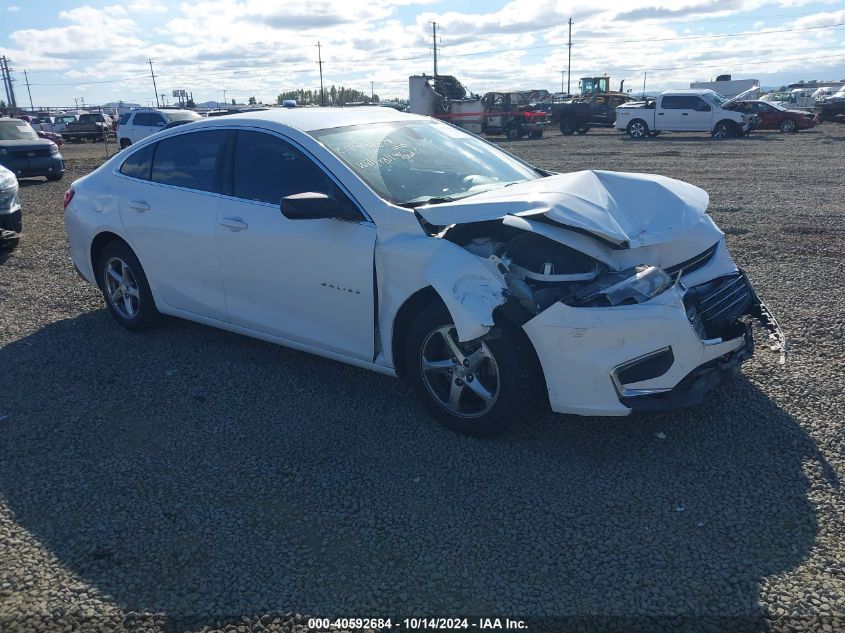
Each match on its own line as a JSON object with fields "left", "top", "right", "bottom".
{"left": 281, "top": 192, "right": 362, "bottom": 221}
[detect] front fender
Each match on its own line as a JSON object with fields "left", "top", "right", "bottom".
{"left": 423, "top": 241, "right": 507, "bottom": 342}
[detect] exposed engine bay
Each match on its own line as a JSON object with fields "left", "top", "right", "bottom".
{"left": 442, "top": 218, "right": 786, "bottom": 365}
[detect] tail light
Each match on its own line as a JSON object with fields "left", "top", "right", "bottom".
{"left": 63, "top": 188, "right": 75, "bottom": 210}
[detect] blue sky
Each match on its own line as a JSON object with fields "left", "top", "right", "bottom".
{"left": 1, "top": 0, "right": 844, "bottom": 108}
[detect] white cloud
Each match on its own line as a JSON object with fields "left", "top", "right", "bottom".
{"left": 2, "top": 0, "right": 844, "bottom": 106}
{"left": 127, "top": 0, "right": 168, "bottom": 13}
{"left": 7, "top": 5, "right": 20, "bottom": 11}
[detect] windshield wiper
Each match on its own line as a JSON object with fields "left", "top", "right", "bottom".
{"left": 400, "top": 196, "right": 457, "bottom": 209}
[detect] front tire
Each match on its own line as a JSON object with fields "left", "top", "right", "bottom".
{"left": 405, "top": 303, "right": 534, "bottom": 437}
{"left": 779, "top": 118, "right": 798, "bottom": 133}
{"left": 712, "top": 120, "right": 738, "bottom": 139}
{"left": 575, "top": 124, "right": 590, "bottom": 135}
{"left": 97, "top": 241, "right": 159, "bottom": 332}
{"left": 626, "top": 119, "right": 649, "bottom": 139}
{"left": 506, "top": 126, "right": 521, "bottom": 141}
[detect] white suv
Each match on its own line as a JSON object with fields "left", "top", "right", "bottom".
{"left": 117, "top": 109, "right": 202, "bottom": 148}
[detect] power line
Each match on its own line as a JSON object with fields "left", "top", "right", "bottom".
{"left": 432, "top": 22, "right": 845, "bottom": 61}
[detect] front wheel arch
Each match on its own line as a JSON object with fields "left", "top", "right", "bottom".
{"left": 390, "top": 287, "right": 447, "bottom": 377}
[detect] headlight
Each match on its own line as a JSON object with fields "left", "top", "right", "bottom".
{"left": 0, "top": 170, "right": 17, "bottom": 193}
{"left": 578, "top": 265, "right": 672, "bottom": 306}
{"left": 49, "top": 143, "right": 60, "bottom": 155}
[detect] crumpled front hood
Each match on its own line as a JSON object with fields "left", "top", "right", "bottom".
{"left": 418, "top": 170, "right": 710, "bottom": 248}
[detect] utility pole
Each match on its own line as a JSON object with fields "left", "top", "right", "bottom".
{"left": 560, "top": 70, "right": 565, "bottom": 94}
{"left": 23, "top": 70, "right": 33, "bottom": 113}
{"left": 371, "top": 81, "right": 374, "bottom": 101}
{"left": 567, "top": 18, "right": 573, "bottom": 95}
{"left": 431, "top": 21, "right": 439, "bottom": 77}
{"left": 74, "top": 97, "right": 79, "bottom": 110}
{"left": 148, "top": 59, "right": 159, "bottom": 107}
{"left": 642, "top": 71, "right": 647, "bottom": 98}
{"left": 1, "top": 56, "right": 17, "bottom": 114}
{"left": 316, "top": 41, "right": 324, "bottom": 106}
{"left": 80, "top": 97, "right": 85, "bottom": 109}
{"left": 0, "top": 57, "right": 10, "bottom": 110}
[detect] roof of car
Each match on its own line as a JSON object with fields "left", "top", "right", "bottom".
{"left": 190, "top": 106, "right": 428, "bottom": 133}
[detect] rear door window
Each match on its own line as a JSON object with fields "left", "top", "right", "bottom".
{"left": 134, "top": 112, "right": 165, "bottom": 127}
{"left": 661, "top": 96, "right": 684, "bottom": 109}
{"left": 150, "top": 130, "right": 227, "bottom": 192}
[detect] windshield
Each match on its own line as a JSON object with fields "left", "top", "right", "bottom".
{"left": 0, "top": 121, "right": 39, "bottom": 141}
{"left": 702, "top": 92, "right": 728, "bottom": 107}
{"left": 309, "top": 120, "right": 541, "bottom": 206}
{"left": 165, "top": 110, "right": 202, "bottom": 122}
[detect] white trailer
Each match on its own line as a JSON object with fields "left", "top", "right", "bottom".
{"left": 689, "top": 78, "right": 759, "bottom": 98}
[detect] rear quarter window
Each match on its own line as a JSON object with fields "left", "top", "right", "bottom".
{"left": 119, "top": 143, "right": 155, "bottom": 180}
{"left": 119, "top": 112, "right": 132, "bottom": 125}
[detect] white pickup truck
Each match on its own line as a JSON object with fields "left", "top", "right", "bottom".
{"left": 615, "top": 89, "right": 754, "bottom": 139}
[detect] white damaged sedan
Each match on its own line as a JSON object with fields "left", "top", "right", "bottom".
{"left": 63, "top": 108, "right": 785, "bottom": 435}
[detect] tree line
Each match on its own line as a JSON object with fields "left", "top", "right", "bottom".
{"left": 275, "top": 86, "right": 379, "bottom": 106}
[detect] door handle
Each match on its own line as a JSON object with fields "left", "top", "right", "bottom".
{"left": 220, "top": 217, "right": 248, "bottom": 231}
{"left": 128, "top": 200, "right": 150, "bottom": 212}
{"left": 682, "top": 112, "right": 689, "bottom": 116}
{"left": 658, "top": 112, "right": 664, "bottom": 115}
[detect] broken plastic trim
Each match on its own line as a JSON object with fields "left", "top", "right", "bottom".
{"left": 749, "top": 298, "right": 787, "bottom": 365}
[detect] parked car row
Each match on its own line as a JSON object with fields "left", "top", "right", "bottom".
{"left": 614, "top": 88, "right": 820, "bottom": 139}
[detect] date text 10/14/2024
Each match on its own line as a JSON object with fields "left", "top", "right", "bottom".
{"left": 307, "top": 618, "right": 529, "bottom": 630}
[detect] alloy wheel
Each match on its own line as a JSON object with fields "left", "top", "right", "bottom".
{"left": 629, "top": 121, "right": 646, "bottom": 138}
{"left": 104, "top": 256, "right": 141, "bottom": 319}
{"left": 420, "top": 325, "right": 500, "bottom": 418}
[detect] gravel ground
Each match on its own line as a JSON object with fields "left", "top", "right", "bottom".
{"left": 1, "top": 125, "right": 844, "bottom": 633}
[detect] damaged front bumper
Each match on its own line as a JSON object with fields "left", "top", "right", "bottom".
{"left": 522, "top": 270, "right": 785, "bottom": 416}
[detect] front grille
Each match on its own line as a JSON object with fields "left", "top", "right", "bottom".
{"left": 665, "top": 242, "right": 718, "bottom": 278}
{"left": 10, "top": 149, "right": 52, "bottom": 159}
{"left": 685, "top": 272, "right": 754, "bottom": 339}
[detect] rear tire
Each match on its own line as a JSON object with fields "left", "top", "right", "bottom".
{"left": 97, "top": 241, "right": 159, "bottom": 332}
{"left": 626, "top": 119, "right": 649, "bottom": 139}
{"left": 559, "top": 119, "right": 576, "bottom": 135}
{"left": 575, "top": 124, "right": 590, "bottom": 134}
{"left": 404, "top": 303, "right": 535, "bottom": 437}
